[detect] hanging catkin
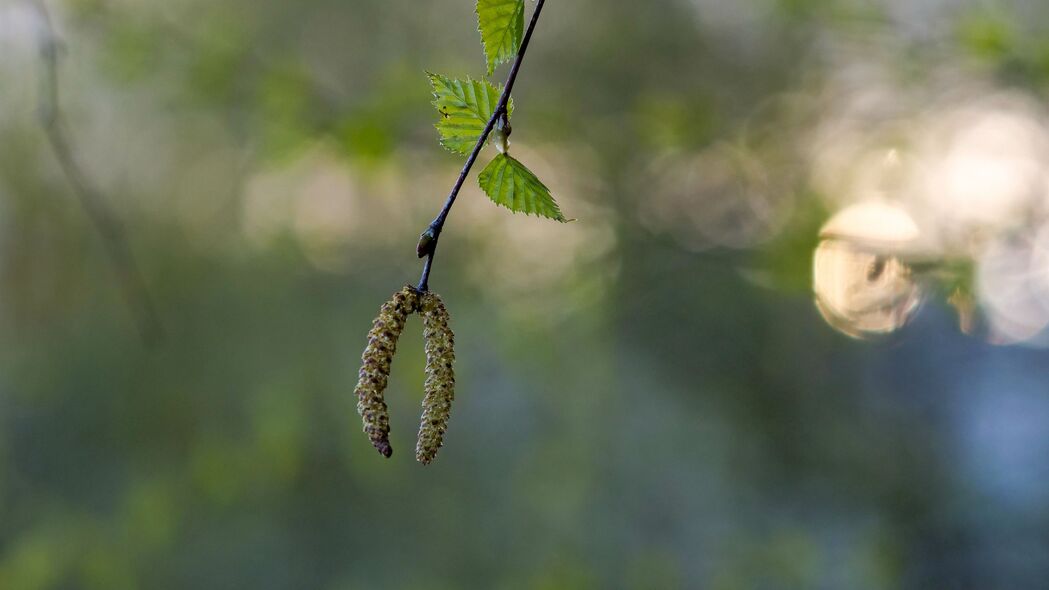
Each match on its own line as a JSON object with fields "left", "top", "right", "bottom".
{"left": 354, "top": 285, "right": 421, "bottom": 457}
{"left": 416, "top": 291, "right": 456, "bottom": 464}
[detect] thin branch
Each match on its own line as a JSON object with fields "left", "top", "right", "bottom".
{"left": 31, "top": 0, "right": 163, "bottom": 345}
{"left": 416, "top": 0, "right": 547, "bottom": 292}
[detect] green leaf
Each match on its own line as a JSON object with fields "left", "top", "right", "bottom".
{"left": 476, "top": 0, "right": 524, "bottom": 75}
{"left": 478, "top": 154, "right": 567, "bottom": 222}
{"left": 428, "top": 73, "right": 512, "bottom": 155}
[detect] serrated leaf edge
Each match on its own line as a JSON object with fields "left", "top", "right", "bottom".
{"left": 476, "top": 0, "right": 525, "bottom": 75}
{"left": 427, "top": 72, "right": 514, "bottom": 155}
{"left": 477, "top": 153, "right": 568, "bottom": 222}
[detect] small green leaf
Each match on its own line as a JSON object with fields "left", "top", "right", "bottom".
{"left": 476, "top": 0, "right": 524, "bottom": 75}
{"left": 428, "top": 73, "right": 512, "bottom": 155}
{"left": 478, "top": 154, "right": 567, "bottom": 222}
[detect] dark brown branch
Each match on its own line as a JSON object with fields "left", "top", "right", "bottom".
{"left": 32, "top": 1, "right": 163, "bottom": 345}
{"left": 416, "top": 0, "right": 547, "bottom": 292}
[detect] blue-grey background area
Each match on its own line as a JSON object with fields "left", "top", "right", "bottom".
{"left": 0, "top": 0, "right": 1048, "bottom": 588}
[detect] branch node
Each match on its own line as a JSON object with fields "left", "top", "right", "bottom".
{"left": 492, "top": 112, "right": 511, "bottom": 154}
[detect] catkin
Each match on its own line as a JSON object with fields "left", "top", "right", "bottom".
{"left": 355, "top": 286, "right": 421, "bottom": 458}
{"left": 416, "top": 292, "right": 456, "bottom": 464}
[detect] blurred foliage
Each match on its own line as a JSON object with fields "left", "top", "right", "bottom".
{"left": 0, "top": 0, "right": 1048, "bottom": 588}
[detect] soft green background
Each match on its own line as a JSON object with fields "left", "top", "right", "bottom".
{"left": 1, "top": 0, "right": 1048, "bottom": 588}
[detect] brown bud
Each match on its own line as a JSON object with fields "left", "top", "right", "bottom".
{"left": 415, "top": 291, "right": 456, "bottom": 464}
{"left": 417, "top": 227, "right": 437, "bottom": 258}
{"left": 354, "top": 285, "right": 421, "bottom": 457}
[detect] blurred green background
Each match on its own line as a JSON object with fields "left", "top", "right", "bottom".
{"left": 2, "top": 0, "right": 1049, "bottom": 588}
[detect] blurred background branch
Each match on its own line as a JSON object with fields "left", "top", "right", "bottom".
{"left": 31, "top": 0, "right": 162, "bottom": 345}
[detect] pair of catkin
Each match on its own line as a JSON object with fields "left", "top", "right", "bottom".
{"left": 354, "top": 285, "right": 455, "bottom": 464}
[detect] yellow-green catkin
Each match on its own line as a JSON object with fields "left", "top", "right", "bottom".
{"left": 416, "top": 292, "right": 455, "bottom": 464}
{"left": 355, "top": 286, "right": 421, "bottom": 458}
